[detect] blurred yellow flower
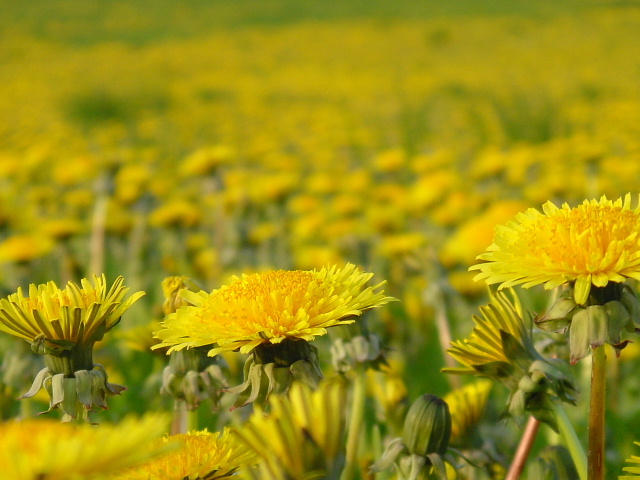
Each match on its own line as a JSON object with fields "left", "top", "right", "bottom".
{"left": 471, "top": 194, "right": 640, "bottom": 304}
{"left": 117, "top": 428, "right": 256, "bottom": 480}
{"left": 180, "top": 145, "right": 234, "bottom": 176}
{"left": 0, "top": 413, "right": 171, "bottom": 480}
{"left": 440, "top": 200, "right": 529, "bottom": 267}
{"left": 154, "top": 263, "right": 393, "bottom": 357}
{"left": 444, "top": 380, "right": 492, "bottom": 445}
{"left": 0, "top": 234, "right": 54, "bottom": 263}
{"left": 234, "top": 380, "right": 347, "bottom": 480}
{"left": 149, "top": 199, "right": 202, "bottom": 228}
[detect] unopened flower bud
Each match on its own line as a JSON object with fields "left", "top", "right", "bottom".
{"left": 535, "top": 291, "right": 577, "bottom": 333}
{"left": 403, "top": 394, "right": 452, "bottom": 457}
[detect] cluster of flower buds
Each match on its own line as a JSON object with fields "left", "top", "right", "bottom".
{"left": 536, "top": 282, "right": 640, "bottom": 363}
{"left": 226, "top": 338, "right": 323, "bottom": 410}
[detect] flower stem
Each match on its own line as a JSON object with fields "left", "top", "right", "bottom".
{"left": 588, "top": 345, "right": 606, "bottom": 480}
{"left": 342, "top": 373, "right": 366, "bottom": 480}
{"left": 551, "top": 400, "right": 587, "bottom": 480}
{"left": 505, "top": 416, "right": 540, "bottom": 480}
{"left": 187, "top": 409, "right": 199, "bottom": 432}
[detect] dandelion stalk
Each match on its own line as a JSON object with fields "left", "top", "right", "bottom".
{"left": 550, "top": 400, "right": 587, "bottom": 480}
{"left": 505, "top": 416, "right": 540, "bottom": 480}
{"left": 588, "top": 345, "right": 606, "bottom": 480}
{"left": 343, "top": 373, "right": 366, "bottom": 480}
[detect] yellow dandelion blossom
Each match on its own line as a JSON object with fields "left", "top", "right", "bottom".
{"left": 154, "top": 263, "right": 393, "bottom": 357}
{"left": 0, "top": 413, "right": 171, "bottom": 480}
{"left": 470, "top": 194, "right": 640, "bottom": 304}
{"left": 117, "top": 428, "right": 256, "bottom": 480}
{"left": 0, "top": 275, "right": 145, "bottom": 346}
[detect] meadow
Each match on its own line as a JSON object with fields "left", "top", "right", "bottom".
{"left": 2, "top": 0, "right": 640, "bottom": 478}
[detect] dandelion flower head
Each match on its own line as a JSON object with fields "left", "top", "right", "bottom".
{"left": 470, "top": 194, "right": 640, "bottom": 304}
{"left": 0, "top": 275, "right": 145, "bottom": 345}
{"left": 0, "top": 414, "right": 171, "bottom": 480}
{"left": 118, "top": 428, "right": 255, "bottom": 480}
{"left": 154, "top": 263, "right": 393, "bottom": 356}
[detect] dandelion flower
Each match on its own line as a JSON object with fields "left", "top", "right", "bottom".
{"left": 470, "top": 194, "right": 640, "bottom": 305}
{"left": 154, "top": 263, "right": 393, "bottom": 409}
{"left": 0, "top": 275, "right": 144, "bottom": 350}
{"left": 154, "top": 263, "right": 393, "bottom": 357}
{"left": 0, "top": 275, "right": 144, "bottom": 420}
{"left": 0, "top": 413, "right": 172, "bottom": 480}
{"left": 234, "top": 380, "right": 347, "bottom": 480}
{"left": 116, "top": 428, "right": 256, "bottom": 480}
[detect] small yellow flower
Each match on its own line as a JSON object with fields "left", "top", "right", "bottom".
{"left": 117, "top": 428, "right": 256, "bottom": 480}
{"left": 154, "top": 263, "right": 393, "bottom": 357}
{"left": 470, "top": 194, "right": 640, "bottom": 304}
{"left": 0, "top": 413, "right": 172, "bottom": 480}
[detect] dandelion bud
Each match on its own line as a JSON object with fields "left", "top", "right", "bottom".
{"left": 535, "top": 290, "right": 578, "bottom": 333}
{"left": 403, "top": 394, "right": 452, "bottom": 457}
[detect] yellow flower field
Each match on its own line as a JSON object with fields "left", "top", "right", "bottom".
{"left": 2, "top": 1, "right": 640, "bottom": 479}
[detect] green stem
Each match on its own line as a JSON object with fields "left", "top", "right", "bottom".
{"left": 342, "top": 373, "right": 366, "bottom": 480}
{"left": 588, "top": 345, "right": 606, "bottom": 480}
{"left": 187, "top": 409, "right": 199, "bottom": 432}
{"left": 171, "top": 399, "right": 187, "bottom": 434}
{"left": 551, "top": 400, "right": 587, "bottom": 480}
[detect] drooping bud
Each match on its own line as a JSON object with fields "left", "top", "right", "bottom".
{"left": 403, "top": 394, "right": 452, "bottom": 457}
{"left": 535, "top": 290, "right": 578, "bottom": 333}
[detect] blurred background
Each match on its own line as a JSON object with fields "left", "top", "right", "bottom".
{"left": 2, "top": 0, "right": 640, "bottom": 470}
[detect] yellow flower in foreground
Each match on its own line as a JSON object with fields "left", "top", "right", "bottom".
{"left": 0, "top": 275, "right": 144, "bottom": 420}
{"left": 117, "top": 428, "right": 255, "bottom": 480}
{"left": 234, "top": 380, "right": 347, "bottom": 480}
{"left": 154, "top": 263, "right": 393, "bottom": 357}
{"left": 0, "top": 414, "right": 171, "bottom": 480}
{"left": 470, "top": 194, "right": 640, "bottom": 305}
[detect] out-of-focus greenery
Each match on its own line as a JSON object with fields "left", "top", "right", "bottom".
{"left": 2, "top": 0, "right": 640, "bottom": 478}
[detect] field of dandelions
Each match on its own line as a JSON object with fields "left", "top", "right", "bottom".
{"left": 3, "top": 0, "right": 640, "bottom": 479}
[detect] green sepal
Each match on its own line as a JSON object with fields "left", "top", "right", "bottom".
{"left": 620, "top": 284, "right": 640, "bottom": 327}
{"left": 535, "top": 293, "right": 577, "bottom": 333}
{"left": 473, "top": 361, "right": 515, "bottom": 380}
{"left": 604, "top": 300, "right": 630, "bottom": 346}
{"left": 426, "top": 453, "right": 450, "bottom": 480}
{"left": 370, "top": 438, "right": 406, "bottom": 472}
{"left": 569, "top": 308, "right": 590, "bottom": 364}
{"left": 500, "top": 330, "right": 533, "bottom": 373}
{"left": 30, "top": 335, "right": 76, "bottom": 356}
